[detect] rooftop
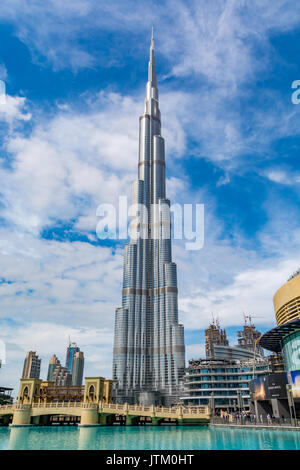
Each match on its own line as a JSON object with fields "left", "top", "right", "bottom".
{"left": 288, "top": 269, "right": 300, "bottom": 281}
{"left": 259, "top": 318, "right": 300, "bottom": 352}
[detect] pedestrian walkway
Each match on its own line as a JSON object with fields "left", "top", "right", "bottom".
{"left": 211, "top": 415, "right": 300, "bottom": 431}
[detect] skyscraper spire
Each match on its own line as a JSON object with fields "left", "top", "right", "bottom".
{"left": 148, "top": 27, "right": 157, "bottom": 90}
{"left": 112, "top": 33, "right": 185, "bottom": 406}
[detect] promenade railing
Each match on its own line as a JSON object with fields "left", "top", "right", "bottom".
{"left": 211, "top": 415, "right": 300, "bottom": 427}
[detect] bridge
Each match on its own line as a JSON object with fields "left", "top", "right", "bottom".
{"left": 0, "top": 402, "right": 210, "bottom": 426}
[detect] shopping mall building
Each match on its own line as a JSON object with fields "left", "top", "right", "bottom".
{"left": 250, "top": 272, "right": 300, "bottom": 420}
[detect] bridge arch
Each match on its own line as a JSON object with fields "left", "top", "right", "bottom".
{"left": 88, "top": 385, "right": 95, "bottom": 402}
{"left": 21, "top": 386, "right": 29, "bottom": 404}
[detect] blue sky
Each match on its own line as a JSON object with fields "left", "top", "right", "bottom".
{"left": 0, "top": 0, "right": 300, "bottom": 394}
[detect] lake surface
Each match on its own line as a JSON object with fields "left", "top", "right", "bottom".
{"left": 0, "top": 425, "right": 300, "bottom": 450}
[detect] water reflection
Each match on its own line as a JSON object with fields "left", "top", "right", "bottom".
{"left": 9, "top": 427, "right": 30, "bottom": 450}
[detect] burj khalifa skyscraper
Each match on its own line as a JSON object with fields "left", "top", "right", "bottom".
{"left": 112, "top": 31, "right": 185, "bottom": 406}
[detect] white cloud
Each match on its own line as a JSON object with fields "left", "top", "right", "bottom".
{"left": 0, "top": 0, "right": 299, "bottom": 81}
{"left": 0, "top": 92, "right": 140, "bottom": 234}
{"left": 0, "top": 1, "right": 300, "bottom": 395}
{"left": 0, "top": 89, "right": 198, "bottom": 236}
{"left": 0, "top": 95, "right": 31, "bottom": 124}
{"left": 0, "top": 0, "right": 297, "bottom": 96}
{"left": 0, "top": 233, "right": 123, "bottom": 319}
{"left": 0, "top": 2, "right": 299, "bottom": 172}
{"left": 0, "top": 228, "right": 123, "bottom": 389}
{"left": 178, "top": 249, "right": 300, "bottom": 330}
{"left": 264, "top": 169, "right": 300, "bottom": 186}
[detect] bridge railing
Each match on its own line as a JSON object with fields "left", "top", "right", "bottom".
{"left": 1, "top": 402, "right": 210, "bottom": 417}
{"left": 0, "top": 404, "right": 13, "bottom": 410}
{"left": 32, "top": 402, "right": 83, "bottom": 409}
{"left": 81, "top": 403, "right": 98, "bottom": 409}
{"left": 99, "top": 403, "right": 209, "bottom": 416}
{"left": 182, "top": 407, "right": 207, "bottom": 415}
{"left": 14, "top": 404, "right": 31, "bottom": 410}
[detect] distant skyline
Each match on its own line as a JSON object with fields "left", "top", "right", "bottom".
{"left": 0, "top": 1, "right": 300, "bottom": 395}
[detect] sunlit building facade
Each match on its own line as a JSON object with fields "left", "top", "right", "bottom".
{"left": 22, "top": 351, "right": 41, "bottom": 379}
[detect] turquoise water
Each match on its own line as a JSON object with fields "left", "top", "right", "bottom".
{"left": 0, "top": 425, "right": 300, "bottom": 450}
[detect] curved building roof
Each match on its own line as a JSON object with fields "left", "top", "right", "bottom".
{"left": 273, "top": 275, "right": 300, "bottom": 326}
{"left": 258, "top": 318, "right": 300, "bottom": 353}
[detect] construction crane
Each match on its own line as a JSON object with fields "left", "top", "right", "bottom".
{"left": 243, "top": 313, "right": 262, "bottom": 326}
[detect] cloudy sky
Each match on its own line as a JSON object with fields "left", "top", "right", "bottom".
{"left": 0, "top": 0, "right": 300, "bottom": 394}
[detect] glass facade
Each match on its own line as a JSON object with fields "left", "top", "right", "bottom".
{"left": 182, "top": 359, "right": 270, "bottom": 410}
{"left": 282, "top": 330, "right": 300, "bottom": 372}
{"left": 112, "top": 34, "right": 185, "bottom": 405}
{"left": 65, "top": 343, "right": 80, "bottom": 372}
{"left": 72, "top": 351, "right": 84, "bottom": 386}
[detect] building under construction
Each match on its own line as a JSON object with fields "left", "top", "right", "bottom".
{"left": 237, "top": 316, "right": 264, "bottom": 356}
{"left": 205, "top": 321, "right": 229, "bottom": 358}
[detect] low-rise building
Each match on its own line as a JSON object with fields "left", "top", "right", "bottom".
{"left": 182, "top": 357, "right": 271, "bottom": 412}
{"left": 17, "top": 376, "right": 113, "bottom": 405}
{"left": 213, "top": 344, "right": 258, "bottom": 361}
{"left": 38, "top": 381, "right": 83, "bottom": 403}
{"left": 0, "top": 386, "right": 13, "bottom": 405}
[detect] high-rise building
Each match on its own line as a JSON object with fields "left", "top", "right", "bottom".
{"left": 52, "top": 365, "right": 72, "bottom": 386}
{"left": 237, "top": 321, "right": 264, "bottom": 356}
{"left": 72, "top": 351, "right": 84, "bottom": 386}
{"left": 112, "top": 31, "right": 185, "bottom": 406}
{"left": 65, "top": 341, "right": 80, "bottom": 372}
{"left": 22, "top": 351, "right": 41, "bottom": 379}
{"left": 47, "top": 354, "right": 60, "bottom": 381}
{"left": 205, "top": 322, "right": 229, "bottom": 358}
